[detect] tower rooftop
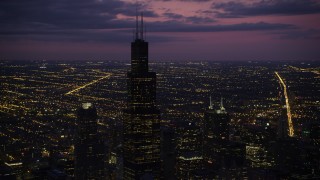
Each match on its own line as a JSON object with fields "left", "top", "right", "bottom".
{"left": 82, "top": 102, "right": 92, "bottom": 109}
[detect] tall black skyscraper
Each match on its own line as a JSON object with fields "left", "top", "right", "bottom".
{"left": 123, "top": 13, "right": 161, "bottom": 179}
{"left": 75, "top": 103, "right": 104, "bottom": 180}
{"left": 203, "top": 97, "right": 230, "bottom": 168}
{"left": 204, "top": 97, "right": 229, "bottom": 141}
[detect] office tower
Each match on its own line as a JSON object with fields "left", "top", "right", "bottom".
{"left": 123, "top": 12, "right": 161, "bottom": 179}
{"left": 203, "top": 97, "right": 230, "bottom": 168}
{"left": 75, "top": 103, "right": 104, "bottom": 180}
{"left": 0, "top": 163, "right": 16, "bottom": 180}
{"left": 277, "top": 105, "right": 289, "bottom": 139}
{"left": 176, "top": 121, "right": 203, "bottom": 179}
{"left": 202, "top": 97, "right": 246, "bottom": 178}
{"left": 204, "top": 97, "right": 229, "bottom": 142}
{"left": 161, "top": 127, "right": 176, "bottom": 179}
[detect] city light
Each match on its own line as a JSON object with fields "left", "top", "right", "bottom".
{"left": 65, "top": 73, "right": 112, "bottom": 95}
{"left": 275, "top": 71, "right": 295, "bottom": 137}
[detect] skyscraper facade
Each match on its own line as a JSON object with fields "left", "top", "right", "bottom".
{"left": 75, "top": 103, "right": 104, "bottom": 180}
{"left": 203, "top": 97, "right": 230, "bottom": 169}
{"left": 176, "top": 121, "right": 203, "bottom": 179}
{"left": 123, "top": 13, "right": 161, "bottom": 179}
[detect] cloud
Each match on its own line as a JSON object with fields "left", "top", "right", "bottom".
{"left": 0, "top": 0, "right": 136, "bottom": 30}
{"left": 0, "top": 0, "right": 305, "bottom": 45}
{"left": 214, "top": 0, "right": 320, "bottom": 18}
{"left": 163, "top": 12, "right": 215, "bottom": 24}
{"left": 0, "top": 20, "right": 297, "bottom": 46}
{"left": 270, "top": 29, "right": 320, "bottom": 40}
{"left": 185, "top": 16, "right": 215, "bottom": 24}
{"left": 148, "top": 21, "right": 296, "bottom": 32}
{"left": 164, "top": 12, "right": 184, "bottom": 19}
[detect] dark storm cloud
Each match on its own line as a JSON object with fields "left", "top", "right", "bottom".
{"left": 0, "top": 0, "right": 161, "bottom": 41}
{"left": 0, "top": 0, "right": 136, "bottom": 30}
{"left": 0, "top": 28, "right": 180, "bottom": 44}
{"left": 0, "top": 0, "right": 138, "bottom": 45}
{"left": 0, "top": 29, "right": 128, "bottom": 43}
{"left": 214, "top": 0, "right": 320, "bottom": 18}
{"left": 0, "top": 0, "right": 301, "bottom": 45}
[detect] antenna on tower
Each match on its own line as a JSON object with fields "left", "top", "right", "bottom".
{"left": 220, "top": 97, "right": 226, "bottom": 111}
{"left": 209, "top": 96, "right": 213, "bottom": 109}
{"left": 140, "top": 12, "right": 144, "bottom": 40}
{"left": 135, "top": 6, "right": 139, "bottom": 39}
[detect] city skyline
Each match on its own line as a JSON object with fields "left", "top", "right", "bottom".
{"left": 1, "top": 0, "right": 320, "bottom": 61}
{"left": 0, "top": 1, "right": 320, "bottom": 179}
{"left": 1, "top": 59, "right": 319, "bottom": 179}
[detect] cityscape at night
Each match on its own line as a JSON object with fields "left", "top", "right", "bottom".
{"left": 1, "top": 59, "right": 319, "bottom": 179}
{"left": 1, "top": 0, "right": 320, "bottom": 179}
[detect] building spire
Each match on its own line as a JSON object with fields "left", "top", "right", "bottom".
{"left": 220, "top": 97, "right": 226, "bottom": 111}
{"left": 209, "top": 96, "right": 213, "bottom": 109}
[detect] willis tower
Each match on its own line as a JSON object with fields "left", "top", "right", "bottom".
{"left": 123, "top": 12, "right": 161, "bottom": 179}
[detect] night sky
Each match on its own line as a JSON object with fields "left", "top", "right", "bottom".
{"left": 1, "top": 0, "right": 320, "bottom": 61}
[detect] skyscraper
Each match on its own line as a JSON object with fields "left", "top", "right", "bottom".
{"left": 123, "top": 12, "right": 161, "bottom": 179}
{"left": 176, "top": 121, "right": 203, "bottom": 179}
{"left": 75, "top": 103, "right": 104, "bottom": 180}
{"left": 204, "top": 97, "right": 229, "bottom": 142}
{"left": 203, "top": 97, "right": 230, "bottom": 169}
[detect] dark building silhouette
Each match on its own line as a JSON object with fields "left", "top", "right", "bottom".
{"left": 0, "top": 163, "right": 16, "bottom": 180}
{"left": 75, "top": 103, "right": 104, "bottom": 180}
{"left": 161, "top": 127, "right": 176, "bottom": 179}
{"left": 203, "top": 97, "right": 230, "bottom": 168}
{"left": 202, "top": 97, "right": 246, "bottom": 178}
{"left": 123, "top": 12, "right": 161, "bottom": 179}
{"left": 277, "top": 106, "right": 289, "bottom": 139}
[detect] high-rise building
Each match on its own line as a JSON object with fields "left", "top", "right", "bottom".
{"left": 277, "top": 105, "right": 289, "bottom": 139}
{"left": 204, "top": 97, "right": 229, "bottom": 142}
{"left": 203, "top": 97, "right": 230, "bottom": 168}
{"left": 202, "top": 98, "right": 246, "bottom": 178}
{"left": 176, "top": 121, "right": 203, "bottom": 179}
{"left": 161, "top": 127, "right": 176, "bottom": 179}
{"left": 75, "top": 103, "right": 104, "bottom": 180}
{"left": 123, "top": 12, "right": 161, "bottom": 179}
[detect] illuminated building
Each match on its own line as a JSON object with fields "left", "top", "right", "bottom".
{"left": 74, "top": 103, "right": 104, "bottom": 179}
{"left": 176, "top": 121, "right": 203, "bottom": 179}
{"left": 123, "top": 12, "right": 161, "bottom": 179}
{"left": 0, "top": 163, "right": 17, "bottom": 179}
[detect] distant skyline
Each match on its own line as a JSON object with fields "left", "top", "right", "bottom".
{"left": 1, "top": 0, "right": 320, "bottom": 61}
